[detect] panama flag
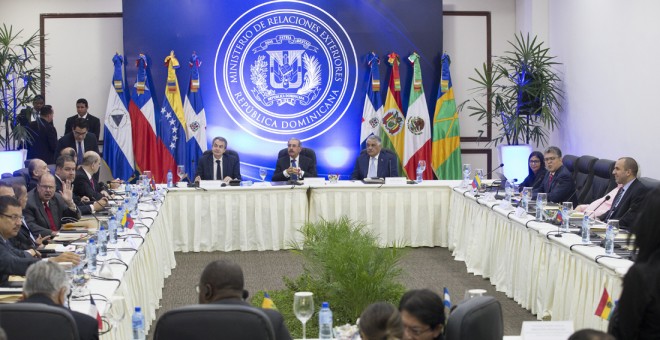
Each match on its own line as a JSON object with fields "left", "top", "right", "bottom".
{"left": 431, "top": 53, "right": 463, "bottom": 180}
{"left": 360, "top": 52, "right": 382, "bottom": 148}
{"left": 381, "top": 52, "right": 407, "bottom": 177}
{"left": 183, "top": 52, "right": 207, "bottom": 179}
{"left": 102, "top": 53, "right": 135, "bottom": 181}
{"left": 403, "top": 52, "right": 433, "bottom": 180}
{"left": 159, "top": 51, "right": 187, "bottom": 182}
{"left": 128, "top": 54, "right": 176, "bottom": 183}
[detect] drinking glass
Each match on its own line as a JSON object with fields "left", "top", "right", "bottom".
{"left": 259, "top": 168, "right": 267, "bottom": 182}
{"left": 418, "top": 160, "right": 426, "bottom": 172}
{"left": 293, "top": 292, "right": 314, "bottom": 339}
{"left": 464, "top": 288, "right": 487, "bottom": 300}
{"left": 475, "top": 168, "right": 484, "bottom": 179}
{"left": 177, "top": 165, "right": 187, "bottom": 181}
{"left": 462, "top": 164, "right": 472, "bottom": 188}
{"left": 562, "top": 201, "right": 573, "bottom": 231}
{"left": 105, "top": 296, "right": 126, "bottom": 333}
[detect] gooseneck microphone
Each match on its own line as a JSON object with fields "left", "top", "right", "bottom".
{"left": 588, "top": 195, "right": 611, "bottom": 218}
{"left": 484, "top": 163, "right": 505, "bottom": 179}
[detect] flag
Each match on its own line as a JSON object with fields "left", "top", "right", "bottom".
{"left": 471, "top": 174, "right": 482, "bottom": 189}
{"left": 381, "top": 52, "right": 407, "bottom": 177}
{"left": 159, "top": 51, "right": 187, "bottom": 182}
{"left": 262, "top": 292, "right": 277, "bottom": 310}
{"left": 443, "top": 287, "right": 451, "bottom": 309}
{"left": 124, "top": 213, "right": 135, "bottom": 229}
{"left": 431, "top": 53, "right": 463, "bottom": 180}
{"left": 595, "top": 288, "right": 614, "bottom": 320}
{"left": 360, "top": 52, "right": 382, "bottom": 148}
{"left": 403, "top": 52, "right": 433, "bottom": 180}
{"left": 102, "top": 54, "right": 135, "bottom": 181}
{"left": 128, "top": 54, "right": 176, "bottom": 183}
{"left": 88, "top": 295, "right": 102, "bottom": 329}
{"left": 183, "top": 52, "right": 208, "bottom": 179}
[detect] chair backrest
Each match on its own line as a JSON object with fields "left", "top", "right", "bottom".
{"left": 202, "top": 149, "right": 240, "bottom": 163}
{"left": 154, "top": 304, "right": 276, "bottom": 340}
{"left": 1, "top": 173, "right": 13, "bottom": 179}
{"left": 639, "top": 177, "right": 660, "bottom": 191}
{"left": 13, "top": 167, "right": 30, "bottom": 184}
{"left": 562, "top": 154, "right": 579, "bottom": 180}
{"left": 0, "top": 303, "right": 79, "bottom": 340}
{"left": 585, "top": 158, "right": 616, "bottom": 204}
{"left": 574, "top": 155, "right": 597, "bottom": 205}
{"left": 47, "top": 164, "right": 56, "bottom": 175}
{"left": 277, "top": 147, "right": 317, "bottom": 165}
{"left": 1, "top": 175, "right": 26, "bottom": 188}
{"left": 445, "top": 296, "right": 503, "bottom": 340}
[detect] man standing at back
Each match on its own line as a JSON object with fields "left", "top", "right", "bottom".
{"left": 272, "top": 138, "right": 317, "bottom": 182}
{"left": 64, "top": 98, "right": 101, "bottom": 143}
{"left": 533, "top": 146, "right": 576, "bottom": 204}
{"left": 27, "top": 105, "right": 58, "bottom": 165}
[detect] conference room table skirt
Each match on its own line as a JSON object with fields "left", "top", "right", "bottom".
{"left": 447, "top": 189, "right": 625, "bottom": 331}
{"left": 163, "top": 186, "right": 308, "bottom": 252}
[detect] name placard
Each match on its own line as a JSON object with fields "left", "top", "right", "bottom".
{"left": 385, "top": 177, "right": 408, "bottom": 185}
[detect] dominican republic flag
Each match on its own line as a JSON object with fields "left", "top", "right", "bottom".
{"left": 159, "top": 51, "right": 187, "bottom": 182}
{"left": 102, "top": 53, "right": 135, "bottom": 181}
{"left": 403, "top": 52, "right": 433, "bottom": 180}
{"left": 360, "top": 52, "right": 382, "bottom": 149}
{"left": 183, "top": 52, "right": 207, "bottom": 179}
{"left": 128, "top": 54, "right": 176, "bottom": 183}
{"left": 381, "top": 52, "right": 407, "bottom": 177}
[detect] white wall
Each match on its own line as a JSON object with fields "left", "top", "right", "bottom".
{"left": 548, "top": 0, "right": 660, "bottom": 179}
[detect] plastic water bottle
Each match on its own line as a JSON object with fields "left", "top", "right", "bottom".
{"left": 167, "top": 170, "right": 173, "bottom": 188}
{"left": 108, "top": 216, "right": 118, "bottom": 244}
{"left": 318, "top": 302, "right": 333, "bottom": 339}
{"left": 604, "top": 224, "right": 614, "bottom": 255}
{"left": 86, "top": 239, "right": 97, "bottom": 273}
{"left": 561, "top": 206, "right": 570, "bottom": 232}
{"left": 132, "top": 306, "right": 146, "bottom": 340}
{"left": 581, "top": 215, "right": 591, "bottom": 244}
{"left": 98, "top": 226, "right": 108, "bottom": 257}
{"left": 504, "top": 181, "right": 513, "bottom": 203}
{"left": 535, "top": 200, "right": 543, "bottom": 221}
{"left": 117, "top": 206, "right": 125, "bottom": 233}
{"left": 416, "top": 164, "right": 423, "bottom": 183}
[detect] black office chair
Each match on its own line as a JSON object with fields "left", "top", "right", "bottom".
{"left": 277, "top": 147, "right": 317, "bottom": 165}
{"left": 1, "top": 173, "right": 12, "bottom": 179}
{"left": 445, "top": 296, "right": 503, "bottom": 340}
{"left": 574, "top": 155, "right": 597, "bottom": 204}
{"left": 201, "top": 149, "right": 240, "bottom": 163}
{"left": 639, "top": 177, "right": 660, "bottom": 191}
{"left": 153, "top": 304, "right": 276, "bottom": 340}
{"left": 0, "top": 303, "right": 79, "bottom": 340}
{"left": 1, "top": 175, "right": 26, "bottom": 188}
{"left": 562, "top": 154, "right": 579, "bottom": 180}
{"left": 13, "top": 167, "right": 30, "bottom": 184}
{"left": 584, "top": 159, "right": 616, "bottom": 204}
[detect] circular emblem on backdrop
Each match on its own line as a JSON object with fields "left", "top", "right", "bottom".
{"left": 406, "top": 116, "right": 425, "bottom": 135}
{"left": 215, "top": 1, "right": 358, "bottom": 142}
{"left": 106, "top": 107, "right": 130, "bottom": 131}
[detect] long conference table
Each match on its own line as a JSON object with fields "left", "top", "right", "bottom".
{"left": 83, "top": 180, "right": 630, "bottom": 338}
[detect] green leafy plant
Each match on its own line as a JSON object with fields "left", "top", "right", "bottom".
{"left": 468, "top": 32, "right": 563, "bottom": 146}
{"left": 252, "top": 217, "right": 407, "bottom": 338}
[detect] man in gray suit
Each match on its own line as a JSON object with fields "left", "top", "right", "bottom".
{"left": 23, "top": 173, "right": 80, "bottom": 236}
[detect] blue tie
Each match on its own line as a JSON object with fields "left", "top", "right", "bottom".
{"left": 77, "top": 141, "right": 84, "bottom": 164}
{"left": 291, "top": 159, "right": 298, "bottom": 181}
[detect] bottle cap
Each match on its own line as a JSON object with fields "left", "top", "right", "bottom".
{"left": 322, "top": 302, "right": 329, "bottom": 308}
{"left": 135, "top": 306, "right": 141, "bottom": 312}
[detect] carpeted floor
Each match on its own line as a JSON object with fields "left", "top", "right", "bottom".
{"left": 150, "top": 247, "right": 536, "bottom": 338}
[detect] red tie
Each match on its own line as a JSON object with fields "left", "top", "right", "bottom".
{"left": 90, "top": 179, "right": 95, "bottom": 190}
{"left": 43, "top": 202, "right": 57, "bottom": 231}
{"left": 548, "top": 173, "right": 554, "bottom": 186}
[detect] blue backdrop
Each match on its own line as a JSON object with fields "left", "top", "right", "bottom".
{"left": 123, "top": 0, "right": 443, "bottom": 180}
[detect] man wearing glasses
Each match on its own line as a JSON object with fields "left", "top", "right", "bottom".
{"left": 23, "top": 173, "right": 80, "bottom": 235}
{"left": 532, "top": 146, "right": 577, "bottom": 204}
{"left": 55, "top": 118, "right": 99, "bottom": 165}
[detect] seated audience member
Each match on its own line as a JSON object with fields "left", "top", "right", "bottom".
{"left": 55, "top": 118, "right": 99, "bottom": 165}
{"left": 576, "top": 157, "right": 648, "bottom": 229}
{"left": 26, "top": 105, "right": 58, "bottom": 165}
{"left": 569, "top": 329, "right": 615, "bottom": 340}
{"left": 518, "top": 151, "right": 547, "bottom": 191}
{"left": 272, "top": 138, "right": 317, "bottom": 182}
{"left": 20, "top": 261, "right": 98, "bottom": 340}
{"left": 24, "top": 173, "right": 80, "bottom": 235}
{"left": 195, "top": 137, "right": 241, "bottom": 182}
{"left": 532, "top": 146, "right": 576, "bottom": 204}
{"left": 5, "top": 182, "right": 50, "bottom": 251}
{"left": 60, "top": 147, "right": 77, "bottom": 161}
{"left": 0, "top": 196, "right": 80, "bottom": 285}
{"left": 359, "top": 302, "right": 404, "bottom": 340}
{"left": 16, "top": 95, "right": 45, "bottom": 127}
{"left": 399, "top": 289, "right": 445, "bottom": 340}
{"left": 608, "top": 187, "right": 660, "bottom": 339}
{"left": 351, "top": 135, "right": 399, "bottom": 180}
{"left": 73, "top": 152, "right": 109, "bottom": 202}
{"left": 197, "top": 259, "right": 292, "bottom": 340}
{"left": 55, "top": 155, "right": 106, "bottom": 215}
{"left": 27, "top": 158, "right": 49, "bottom": 192}
{"left": 64, "top": 98, "right": 101, "bottom": 143}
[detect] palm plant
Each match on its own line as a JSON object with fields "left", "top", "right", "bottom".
{"left": 468, "top": 33, "right": 563, "bottom": 146}
{"left": 0, "top": 24, "right": 46, "bottom": 149}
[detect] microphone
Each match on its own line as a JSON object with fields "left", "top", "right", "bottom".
{"left": 588, "top": 195, "right": 611, "bottom": 218}
{"left": 484, "top": 163, "right": 504, "bottom": 179}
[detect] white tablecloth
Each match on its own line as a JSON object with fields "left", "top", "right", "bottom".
{"left": 447, "top": 188, "right": 633, "bottom": 331}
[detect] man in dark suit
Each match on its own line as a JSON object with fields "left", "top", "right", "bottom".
{"left": 351, "top": 135, "right": 399, "bottom": 180}
{"left": 55, "top": 155, "right": 106, "bottom": 215}
{"left": 533, "top": 146, "right": 577, "bottom": 204}
{"left": 272, "top": 138, "right": 317, "bottom": 182}
{"left": 0, "top": 182, "right": 49, "bottom": 251}
{"left": 64, "top": 98, "right": 101, "bottom": 143}
{"left": 24, "top": 173, "right": 80, "bottom": 236}
{"left": 16, "top": 95, "right": 45, "bottom": 127}
{"left": 20, "top": 261, "right": 98, "bottom": 340}
{"left": 0, "top": 196, "right": 80, "bottom": 285}
{"left": 197, "top": 259, "right": 292, "bottom": 340}
{"left": 73, "top": 152, "right": 110, "bottom": 202}
{"left": 55, "top": 118, "right": 99, "bottom": 165}
{"left": 26, "top": 105, "right": 58, "bottom": 165}
{"left": 598, "top": 157, "right": 649, "bottom": 230}
{"left": 26, "top": 158, "right": 49, "bottom": 192}
{"left": 195, "top": 136, "right": 241, "bottom": 182}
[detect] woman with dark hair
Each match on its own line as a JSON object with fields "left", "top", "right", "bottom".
{"left": 608, "top": 186, "right": 660, "bottom": 339}
{"left": 518, "top": 151, "right": 547, "bottom": 191}
{"left": 399, "top": 289, "right": 445, "bottom": 340}
{"left": 359, "top": 302, "right": 404, "bottom": 340}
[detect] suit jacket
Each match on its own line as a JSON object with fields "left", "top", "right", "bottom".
{"left": 16, "top": 107, "right": 39, "bottom": 127}
{"left": 210, "top": 298, "right": 292, "bottom": 340}
{"left": 24, "top": 188, "right": 80, "bottom": 236}
{"left": 272, "top": 155, "right": 317, "bottom": 181}
{"left": 533, "top": 165, "right": 576, "bottom": 204}
{"left": 55, "top": 175, "right": 92, "bottom": 215}
{"left": 0, "top": 236, "right": 38, "bottom": 285}
{"left": 73, "top": 168, "right": 102, "bottom": 202}
{"left": 195, "top": 153, "right": 242, "bottom": 181}
{"left": 20, "top": 294, "right": 99, "bottom": 340}
{"left": 9, "top": 219, "right": 38, "bottom": 251}
{"left": 599, "top": 179, "right": 649, "bottom": 229}
{"left": 54, "top": 132, "right": 100, "bottom": 161}
{"left": 64, "top": 114, "right": 101, "bottom": 143}
{"left": 351, "top": 151, "right": 399, "bottom": 180}
{"left": 26, "top": 117, "right": 58, "bottom": 164}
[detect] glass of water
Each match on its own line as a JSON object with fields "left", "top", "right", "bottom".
{"left": 259, "top": 168, "right": 267, "bottom": 182}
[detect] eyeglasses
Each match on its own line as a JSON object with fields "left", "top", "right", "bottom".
{"left": 38, "top": 184, "right": 55, "bottom": 190}
{"left": 403, "top": 325, "right": 432, "bottom": 337}
{"left": 0, "top": 213, "right": 23, "bottom": 221}
{"left": 73, "top": 130, "right": 87, "bottom": 136}
{"left": 544, "top": 156, "right": 557, "bottom": 162}
{"left": 529, "top": 160, "right": 541, "bottom": 164}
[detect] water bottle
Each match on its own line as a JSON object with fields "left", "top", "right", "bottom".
{"left": 604, "top": 224, "right": 614, "bottom": 255}
{"left": 109, "top": 216, "right": 118, "bottom": 244}
{"left": 581, "top": 215, "right": 590, "bottom": 244}
{"left": 86, "top": 239, "right": 97, "bottom": 273}
{"left": 318, "top": 302, "right": 333, "bottom": 339}
{"left": 167, "top": 169, "right": 173, "bottom": 188}
{"left": 535, "top": 200, "right": 543, "bottom": 221}
{"left": 132, "top": 306, "right": 146, "bottom": 340}
{"left": 98, "top": 226, "right": 108, "bottom": 257}
{"left": 561, "top": 206, "right": 570, "bottom": 232}
{"left": 117, "top": 206, "right": 125, "bottom": 233}
{"left": 416, "top": 164, "right": 423, "bottom": 183}
{"left": 504, "top": 181, "right": 513, "bottom": 203}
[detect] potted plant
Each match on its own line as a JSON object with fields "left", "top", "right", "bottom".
{"left": 468, "top": 32, "right": 563, "bottom": 181}
{"left": 0, "top": 24, "right": 46, "bottom": 151}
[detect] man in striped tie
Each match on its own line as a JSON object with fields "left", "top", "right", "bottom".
{"left": 598, "top": 157, "right": 649, "bottom": 230}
